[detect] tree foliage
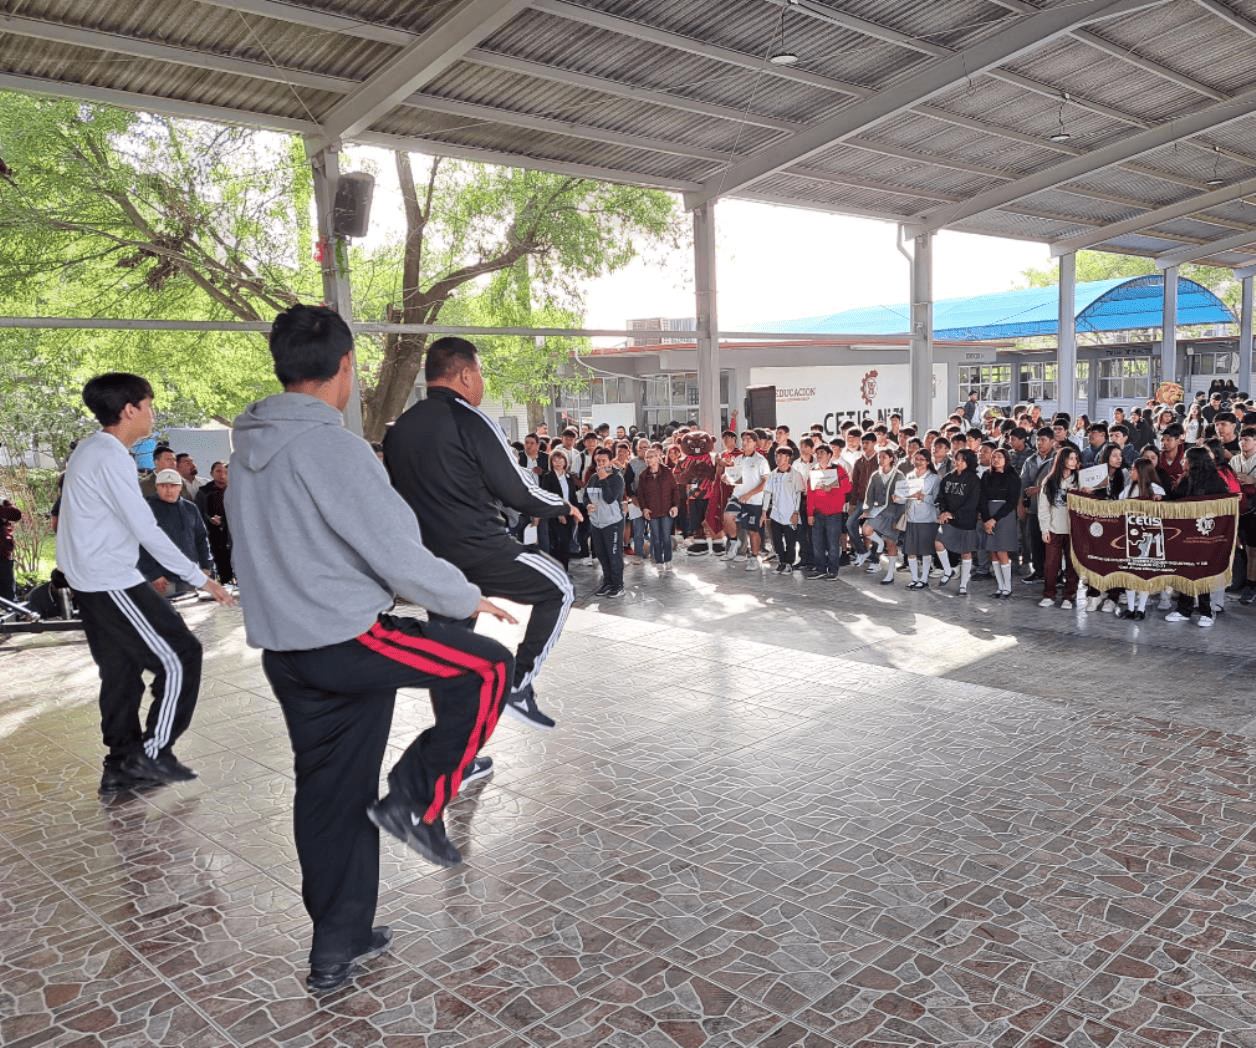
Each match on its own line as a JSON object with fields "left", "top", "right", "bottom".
{"left": 355, "top": 154, "right": 681, "bottom": 440}
{"left": 0, "top": 94, "right": 682, "bottom": 441}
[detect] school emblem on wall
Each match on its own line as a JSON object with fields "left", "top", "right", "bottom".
{"left": 860, "top": 369, "right": 879, "bottom": 406}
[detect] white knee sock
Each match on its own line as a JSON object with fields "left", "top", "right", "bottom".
{"left": 960, "top": 559, "right": 972, "bottom": 589}
{"left": 937, "top": 549, "right": 952, "bottom": 574}
{"left": 884, "top": 559, "right": 895, "bottom": 582}
{"left": 1136, "top": 590, "right": 1149, "bottom": 611}
{"left": 1125, "top": 588, "right": 1136, "bottom": 611}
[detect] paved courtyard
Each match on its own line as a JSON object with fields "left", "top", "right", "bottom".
{"left": 3, "top": 551, "right": 1256, "bottom": 1047}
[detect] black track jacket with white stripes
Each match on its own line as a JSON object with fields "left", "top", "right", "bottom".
{"left": 384, "top": 387, "right": 571, "bottom": 557}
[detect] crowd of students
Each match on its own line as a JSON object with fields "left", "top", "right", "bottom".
{"left": 523, "top": 392, "right": 1252, "bottom": 627}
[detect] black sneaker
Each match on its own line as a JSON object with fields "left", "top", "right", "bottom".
{"left": 605, "top": 585, "right": 625, "bottom": 598}
{"left": 821, "top": 571, "right": 837, "bottom": 580}
{"left": 99, "top": 760, "right": 164, "bottom": 793}
{"left": 307, "top": 926, "right": 393, "bottom": 995}
{"left": 774, "top": 562, "right": 788, "bottom": 574}
{"left": 153, "top": 751, "right": 198, "bottom": 782}
{"left": 803, "top": 568, "right": 823, "bottom": 579}
{"left": 119, "top": 750, "right": 183, "bottom": 786}
{"left": 462, "top": 755, "right": 493, "bottom": 785}
{"left": 593, "top": 583, "right": 611, "bottom": 596}
{"left": 1021, "top": 573, "right": 1043, "bottom": 585}
{"left": 1241, "top": 585, "right": 1256, "bottom": 606}
{"left": 367, "top": 795, "right": 462, "bottom": 867}
{"left": 504, "top": 684, "right": 556, "bottom": 730}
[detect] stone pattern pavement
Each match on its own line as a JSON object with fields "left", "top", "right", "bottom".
{"left": 3, "top": 551, "right": 1256, "bottom": 1047}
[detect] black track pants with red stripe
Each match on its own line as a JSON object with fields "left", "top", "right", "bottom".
{"left": 261, "top": 614, "right": 512, "bottom": 968}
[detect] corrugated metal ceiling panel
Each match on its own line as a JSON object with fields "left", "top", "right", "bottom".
{"left": 480, "top": 7, "right": 842, "bottom": 123}
{"left": 373, "top": 106, "right": 712, "bottom": 181}
{"left": 422, "top": 62, "right": 781, "bottom": 153}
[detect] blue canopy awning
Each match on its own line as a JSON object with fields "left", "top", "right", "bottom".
{"left": 749, "top": 275, "right": 1236, "bottom": 342}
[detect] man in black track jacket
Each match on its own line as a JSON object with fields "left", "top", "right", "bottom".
{"left": 384, "top": 337, "right": 583, "bottom": 730}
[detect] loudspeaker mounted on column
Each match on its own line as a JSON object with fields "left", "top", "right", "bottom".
{"left": 333, "top": 172, "right": 374, "bottom": 238}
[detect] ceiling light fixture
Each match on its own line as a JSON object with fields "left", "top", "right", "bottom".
{"left": 768, "top": 4, "right": 798, "bottom": 65}
{"left": 1049, "top": 92, "right": 1071, "bottom": 143}
{"left": 1206, "top": 145, "right": 1225, "bottom": 187}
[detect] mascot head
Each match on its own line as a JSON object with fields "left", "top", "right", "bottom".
{"left": 679, "top": 430, "right": 715, "bottom": 456}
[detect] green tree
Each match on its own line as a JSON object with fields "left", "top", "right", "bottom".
{"left": 0, "top": 95, "right": 682, "bottom": 436}
{"left": 356, "top": 154, "right": 681, "bottom": 440}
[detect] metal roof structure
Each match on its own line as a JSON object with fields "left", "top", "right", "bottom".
{"left": 749, "top": 273, "right": 1238, "bottom": 340}
{"left": 5, "top": 0, "right": 1256, "bottom": 269}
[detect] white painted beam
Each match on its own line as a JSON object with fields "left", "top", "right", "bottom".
{"left": 0, "top": 16, "right": 347, "bottom": 91}
{"left": 684, "top": 0, "right": 1168, "bottom": 210}
{"left": 907, "top": 85, "right": 1256, "bottom": 237}
{"left": 529, "top": 0, "right": 870, "bottom": 98}
{"left": 353, "top": 130, "right": 702, "bottom": 193}
{"left": 192, "top": 0, "right": 411, "bottom": 45}
{"left": 465, "top": 51, "right": 800, "bottom": 134}
{"left": 400, "top": 95, "right": 730, "bottom": 163}
{"left": 1162, "top": 268, "right": 1178, "bottom": 384}
{"left": 1050, "top": 175, "right": 1256, "bottom": 256}
{"left": 0, "top": 72, "right": 318, "bottom": 134}
{"left": 1155, "top": 229, "right": 1256, "bottom": 268}
{"left": 315, "top": 0, "right": 526, "bottom": 147}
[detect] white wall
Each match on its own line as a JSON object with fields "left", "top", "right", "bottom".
{"left": 749, "top": 364, "right": 949, "bottom": 439}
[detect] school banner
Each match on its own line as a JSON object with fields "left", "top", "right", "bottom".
{"left": 1067, "top": 494, "right": 1238, "bottom": 596}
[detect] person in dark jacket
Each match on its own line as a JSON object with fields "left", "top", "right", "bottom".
{"left": 936, "top": 448, "right": 982, "bottom": 594}
{"left": 384, "top": 337, "right": 583, "bottom": 731}
{"left": 536, "top": 449, "right": 578, "bottom": 572}
{"left": 1165, "top": 446, "right": 1231, "bottom": 627}
{"left": 195, "top": 461, "right": 233, "bottom": 584}
{"left": 0, "top": 496, "right": 22, "bottom": 601}
{"left": 979, "top": 448, "right": 1021, "bottom": 598}
{"left": 636, "top": 445, "right": 681, "bottom": 571}
{"left": 139, "top": 470, "right": 215, "bottom": 596}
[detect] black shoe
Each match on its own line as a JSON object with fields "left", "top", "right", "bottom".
{"left": 307, "top": 926, "right": 393, "bottom": 995}
{"left": 1021, "top": 574, "right": 1043, "bottom": 584}
{"left": 367, "top": 795, "right": 462, "bottom": 867}
{"left": 593, "top": 583, "right": 611, "bottom": 596}
{"left": 152, "top": 751, "right": 197, "bottom": 782}
{"left": 119, "top": 750, "right": 183, "bottom": 786}
{"left": 462, "top": 755, "right": 493, "bottom": 785}
{"left": 99, "top": 760, "right": 164, "bottom": 793}
{"left": 838, "top": 553, "right": 852, "bottom": 566}
{"left": 504, "top": 683, "right": 556, "bottom": 730}
{"left": 1241, "top": 585, "right": 1256, "bottom": 606}
{"left": 605, "top": 585, "right": 625, "bottom": 597}
{"left": 803, "top": 568, "right": 823, "bottom": 579}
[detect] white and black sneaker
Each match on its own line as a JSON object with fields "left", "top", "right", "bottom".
{"left": 462, "top": 755, "right": 493, "bottom": 785}
{"left": 504, "top": 684, "right": 556, "bottom": 730}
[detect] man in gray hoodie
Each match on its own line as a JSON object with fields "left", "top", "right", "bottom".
{"left": 227, "top": 304, "right": 516, "bottom": 996}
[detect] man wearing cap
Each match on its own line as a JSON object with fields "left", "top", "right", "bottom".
{"left": 139, "top": 469, "right": 215, "bottom": 598}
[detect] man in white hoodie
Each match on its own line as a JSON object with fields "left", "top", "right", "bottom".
{"left": 227, "top": 304, "right": 517, "bottom": 996}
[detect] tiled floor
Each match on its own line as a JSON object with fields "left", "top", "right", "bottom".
{"left": 3, "top": 551, "right": 1256, "bottom": 1046}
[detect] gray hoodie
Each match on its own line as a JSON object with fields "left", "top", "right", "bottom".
{"left": 226, "top": 393, "right": 480, "bottom": 651}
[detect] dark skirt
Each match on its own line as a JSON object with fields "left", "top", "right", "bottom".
{"left": 985, "top": 503, "right": 1018, "bottom": 552}
{"left": 940, "top": 523, "right": 980, "bottom": 553}
{"left": 903, "top": 521, "right": 939, "bottom": 556}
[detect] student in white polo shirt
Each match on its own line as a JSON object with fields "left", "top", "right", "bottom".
{"left": 57, "top": 373, "right": 234, "bottom": 793}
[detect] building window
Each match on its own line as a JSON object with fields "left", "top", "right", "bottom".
{"left": 957, "top": 364, "right": 1011, "bottom": 403}
{"left": 1096, "top": 356, "right": 1153, "bottom": 400}
{"left": 1018, "top": 363, "right": 1057, "bottom": 403}
{"left": 1191, "top": 350, "right": 1238, "bottom": 376}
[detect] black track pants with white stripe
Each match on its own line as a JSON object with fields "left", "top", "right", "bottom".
{"left": 76, "top": 583, "right": 203, "bottom": 762}
{"left": 430, "top": 539, "right": 574, "bottom": 693}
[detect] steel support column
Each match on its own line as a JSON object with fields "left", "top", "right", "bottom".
{"left": 1241, "top": 276, "right": 1253, "bottom": 394}
{"left": 1162, "top": 266, "right": 1178, "bottom": 387}
{"left": 910, "top": 232, "right": 933, "bottom": 430}
{"left": 693, "top": 201, "right": 720, "bottom": 434}
{"left": 307, "top": 140, "right": 364, "bottom": 436}
{"left": 1058, "top": 252, "right": 1077, "bottom": 423}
